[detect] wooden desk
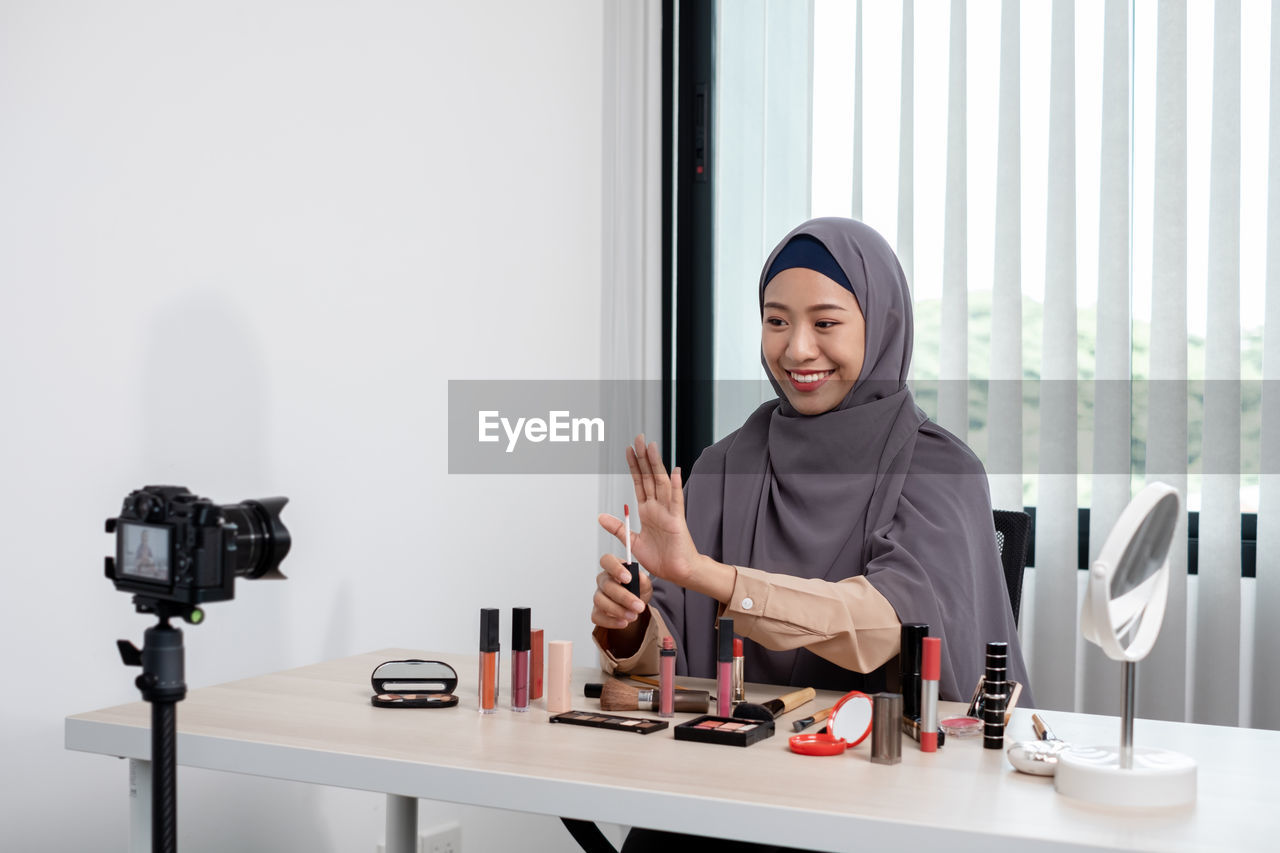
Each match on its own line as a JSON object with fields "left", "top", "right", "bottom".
{"left": 66, "top": 649, "right": 1277, "bottom": 851}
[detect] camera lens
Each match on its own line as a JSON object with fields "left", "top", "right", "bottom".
{"left": 220, "top": 498, "right": 291, "bottom": 579}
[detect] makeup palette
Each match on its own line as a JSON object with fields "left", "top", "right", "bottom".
{"left": 371, "top": 693, "right": 459, "bottom": 709}
{"left": 549, "top": 710, "right": 669, "bottom": 734}
{"left": 674, "top": 714, "right": 775, "bottom": 747}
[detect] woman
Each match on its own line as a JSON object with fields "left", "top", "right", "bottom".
{"left": 592, "top": 217, "right": 1030, "bottom": 709}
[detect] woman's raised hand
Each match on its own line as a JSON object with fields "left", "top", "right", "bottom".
{"left": 600, "top": 435, "right": 702, "bottom": 587}
{"left": 592, "top": 436, "right": 736, "bottom": 635}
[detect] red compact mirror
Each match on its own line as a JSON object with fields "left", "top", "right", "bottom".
{"left": 788, "top": 690, "right": 873, "bottom": 756}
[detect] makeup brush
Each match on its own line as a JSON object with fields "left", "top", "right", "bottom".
{"left": 732, "top": 687, "right": 816, "bottom": 722}
{"left": 628, "top": 674, "right": 697, "bottom": 693}
{"left": 600, "top": 678, "right": 709, "bottom": 713}
{"left": 791, "top": 704, "right": 835, "bottom": 733}
{"left": 584, "top": 679, "right": 698, "bottom": 697}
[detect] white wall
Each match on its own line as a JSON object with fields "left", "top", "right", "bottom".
{"left": 0, "top": 1, "right": 606, "bottom": 849}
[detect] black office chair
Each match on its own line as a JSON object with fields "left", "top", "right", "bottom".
{"left": 992, "top": 509, "right": 1032, "bottom": 625}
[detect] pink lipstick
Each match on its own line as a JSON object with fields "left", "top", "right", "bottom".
{"left": 659, "top": 636, "right": 676, "bottom": 718}
{"left": 717, "top": 617, "right": 734, "bottom": 716}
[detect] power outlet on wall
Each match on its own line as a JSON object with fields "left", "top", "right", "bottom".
{"left": 419, "top": 821, "right": 462, "bottom": 853}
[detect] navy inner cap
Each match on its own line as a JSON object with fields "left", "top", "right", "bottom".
{"left": 762, "top": 234, "right": 855, "bottom": 305}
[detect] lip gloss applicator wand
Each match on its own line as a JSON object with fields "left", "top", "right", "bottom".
{"left": 623, "top": 504, "right": 640, "bottom": 596}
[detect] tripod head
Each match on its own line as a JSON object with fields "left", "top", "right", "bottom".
{"left": 117, "top": 597, "right": 200, "bottom": 704}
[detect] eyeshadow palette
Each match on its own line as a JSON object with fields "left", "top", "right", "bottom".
{"left": 549, "top": 710, "right": 669, "bottom": 734}
{"left": 673, "top": 714, "right": 775, "bottom": 747}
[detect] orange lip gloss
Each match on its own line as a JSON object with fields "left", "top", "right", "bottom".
{"left": 479, "top": 608, "right": 500, "bottom": 714}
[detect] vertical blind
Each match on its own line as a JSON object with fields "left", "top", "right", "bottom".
{"left": 709, "top": 0, "right": 1275, "bottom": 727}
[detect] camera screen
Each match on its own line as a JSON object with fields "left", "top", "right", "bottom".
{"left": 118, "top": 523, "right": 171, "bottom": 583}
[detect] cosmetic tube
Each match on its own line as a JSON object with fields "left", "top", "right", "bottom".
{"left": 717, "top": 617, "right": 734, "bottom": 717}
{"left": 920, "top": 637, "right": 940, "bottom": 752}
{"left": 899, "top": 623, "right": 928, "bottom": 720}
{"left": 622, "top": 560, "right": 641, "bottom": 597}
{"left": 983, "top": 641, "right": 1008, "bottom": 749}
{"left": 732, "top": 638, "right": 745, "bottom": 703}
{"left": 547, "top": 640, "right": 572, "bottom": 715}
{"left": 530, "top": 629, "right": 544, "bottom": 701}
{"left": 511, "top": 607, "right": 531, "bottom": 711}
{"left": 659, "top": 636, "right": 676, "bottom": 717}
{"left": 479, "top": 608, "right": 500, "bottom": 714}
{"left": 871, "top": 692, "right": 903, "bottom": 765}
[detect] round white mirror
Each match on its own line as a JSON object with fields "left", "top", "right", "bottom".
{"left": 828, "top": 690, "right": 873, "bottom": 747}
{"left": 1079, "top": 483, "right": 1180, "bottom": 662}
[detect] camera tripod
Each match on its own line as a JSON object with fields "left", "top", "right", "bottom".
{"left": 118, "top": 598, "right": 203, "bottom": 853}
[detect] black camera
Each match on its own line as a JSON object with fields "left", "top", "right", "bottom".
{"left": 106, "top": 485, "right": 291, "bottom": 608}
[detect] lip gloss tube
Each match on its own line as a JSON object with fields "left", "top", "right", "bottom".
{"left": 479, "top": 608, "right": 499, "bottom": 714}
{"left": 659, "top": 636, "right": 676, "bottom": 717}
{"left": 511, "top": 607, "right": 531, "bottom": 712}
{"left": 622, "top": 561, "right": 641, "bottom": 597}
{"left": 717, "top": 617, "right": 734, "bottom": 716}
{"left": 732, "top": 638, "right": 745, "bottom": 703}
{"left": 920, "top": 637, "right": 941, "bottom": 752}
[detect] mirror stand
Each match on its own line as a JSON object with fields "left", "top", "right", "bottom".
{"left": 1054, "top": 659, "right": 1197, "bottom": 807}
{"left": 1121, "top": 660, "right": 1134, "bottom": 770}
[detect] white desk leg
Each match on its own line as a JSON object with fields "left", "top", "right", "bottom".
{"left": 385, "top": 794, "right": 417, "bottom": 853}
{"left": 129, "top": 758, "right": 152, "bottom": 853}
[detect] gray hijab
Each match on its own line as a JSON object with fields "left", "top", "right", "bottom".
{"left": 650, "top": 218, "right": 1032, "bottom": 702}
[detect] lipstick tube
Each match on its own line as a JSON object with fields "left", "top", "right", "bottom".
{"left": 899, "top": 623, "right": 929, "bottom": 721}
{"left": 920, "top": 637, "right": 940, "bottom": 752}
{"left": 659, "top": 636, "right": 676, "bottom": 717}
{"left": 511, "top": 607, "right": 531, "bottom": 712}
{"left": 871, "top": 692, "right": 903, "bottom": 765}
{"left": 547, "top": 640, "right": 572, "bottom": 715}
{"left": 717, "top": 617, "right": 734, "bottom": 716}
{"left": 983, "top": 641, "right": 1009, "bottom": 749}
{"left": 732, "top": 638, "right": 745, "bottom": 703}
{"left": 479, "top": 608, "right": 500, "bottom": 714}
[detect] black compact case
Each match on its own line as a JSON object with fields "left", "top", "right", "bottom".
{"left": 674, "top": 714, "right": 775, "bottom": 747}
{"left": 370, "top": 659, "right": 460, "bottom": 708}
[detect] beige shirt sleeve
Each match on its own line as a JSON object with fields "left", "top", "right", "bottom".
{"left": 722, "top": 566, "right": 901, "bottom": 673}
{"left": 592, "top": 606, "right": 671, "bottom": 676}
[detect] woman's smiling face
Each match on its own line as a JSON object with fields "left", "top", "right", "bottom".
{"left": 761, "top": 267, "right": 866, "bottom": 415}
